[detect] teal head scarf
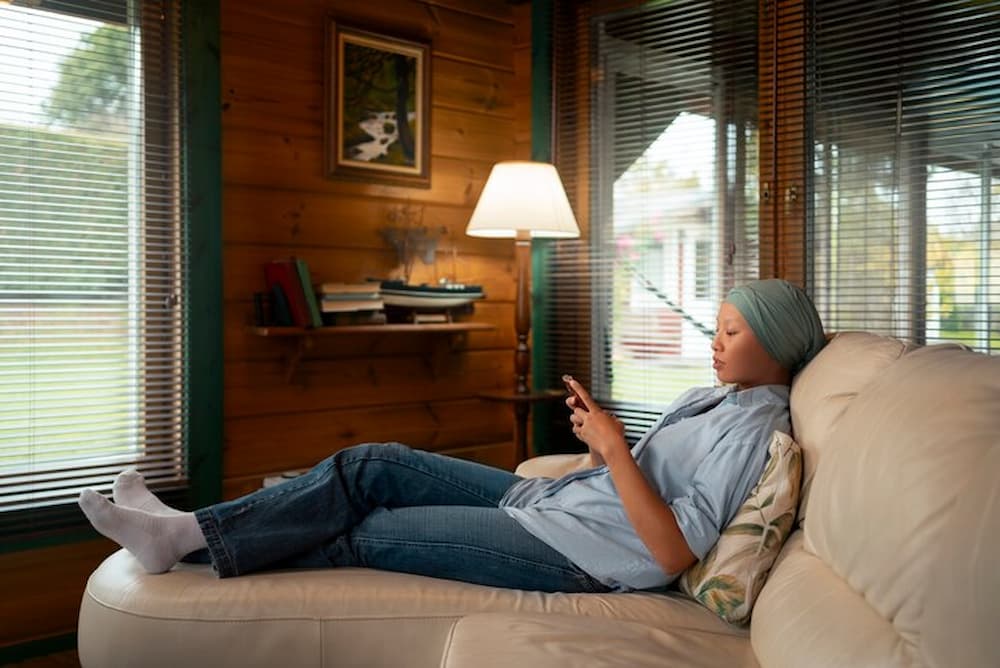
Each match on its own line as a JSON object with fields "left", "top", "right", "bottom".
{"left": 725, "top": 279, "right": 826, "bottom": 375}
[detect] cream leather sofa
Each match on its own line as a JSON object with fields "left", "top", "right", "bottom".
{"left": 78, "top": 332, "right": 1000, "bottom": 667}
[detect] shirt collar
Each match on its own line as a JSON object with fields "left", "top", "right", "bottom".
{"left": 722, "top": 383, "right": 790, "bottom": 407}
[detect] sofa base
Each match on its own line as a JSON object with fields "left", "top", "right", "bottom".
{"left": 79, "top": 549, "right": 745, "bottom": 668}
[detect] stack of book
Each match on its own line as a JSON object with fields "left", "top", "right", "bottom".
{"left": 317, "top": 281, "right": 386, "bottom": 326}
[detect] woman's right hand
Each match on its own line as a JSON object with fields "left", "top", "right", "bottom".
{"left": 563, "top": 377, "right": 627, "bottom": 468}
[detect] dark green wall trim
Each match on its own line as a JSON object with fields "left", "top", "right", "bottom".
{"left": 184, "top": 0, "right": 223, "bottom": 508}
{"left": 0, "top": 528, "right": 96, "bottom": 555}
{"left": 530, "top": 0, "right": 553, "bottom": 164}
{"left": 0, "top": 632, "right": 75, "bottom": 664}
{"left": 531, "top": 0, "right": 556, "bottom": 454}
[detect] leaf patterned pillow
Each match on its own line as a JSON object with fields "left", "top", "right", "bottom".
{"left": 679, "top": 430, "right": 802, "bottom": 626}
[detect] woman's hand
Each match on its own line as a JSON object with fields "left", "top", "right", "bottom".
{"left": 564, "top": 377, "right": 629, "bottom": 468}
{"left": 564, "top": 376, "right": 697, "bottom": 576}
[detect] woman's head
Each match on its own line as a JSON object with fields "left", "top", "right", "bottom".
{"left": 713, "top": 279, "right": 826, "bottom": 389}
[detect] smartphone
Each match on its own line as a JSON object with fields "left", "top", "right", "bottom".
{"left": 562, "top": 375, "right": 589, "bottom": 412}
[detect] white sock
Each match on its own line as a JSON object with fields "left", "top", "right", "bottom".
{"left": 78, "top": 488, "right": 207, "bottom": 574}
{"left": 112, "top": 468, "right": 184, "bottom": 516}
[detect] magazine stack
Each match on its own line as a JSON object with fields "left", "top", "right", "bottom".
{"left": 317, "top": 281, "right": 386, "bottom": 326}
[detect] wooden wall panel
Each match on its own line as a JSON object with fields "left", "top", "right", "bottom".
{"left": 222, "top": 187, "right": 509, "bottom": 257}
{"left": 225, "top": 399, "right": 511, "bottom": 478}
{"left": 224, "top": 350, "right": 513, "bottom": 415}
{"left": 0, "top": 538, "right": 114, "bottom": 647}
{"left": 219, "top": 0, "right": 524, "bottom": 493}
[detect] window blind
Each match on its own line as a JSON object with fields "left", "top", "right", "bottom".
{"left": 0, "top": 0, "right": 188, "bottom": 540}
{"left": 542, "top": 0, "right": 760, "bottom": 451}
{"left": 807, "top": 0, "right": 999, "bottom": 352}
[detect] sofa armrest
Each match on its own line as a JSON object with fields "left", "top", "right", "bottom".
{"left": 515, "top": 453, "right": 592, "bottom": 479}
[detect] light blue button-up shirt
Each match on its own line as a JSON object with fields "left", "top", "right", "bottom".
{"left": 499, "top": 384, "right": 790, "bottom": 591}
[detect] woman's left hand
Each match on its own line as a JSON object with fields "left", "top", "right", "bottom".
{"left": 566, "top": 378, "right": 629, "bottom": 467}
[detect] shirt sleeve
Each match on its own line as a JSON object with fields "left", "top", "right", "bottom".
{"left": 668, "top": 427, "right": 768, "bottom": 561}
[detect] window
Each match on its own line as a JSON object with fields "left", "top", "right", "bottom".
{"left": 808, "top": 0, "right": 1000, "bottom": 352}
{"left": 543, "top": 0, "right": 760, "bottom": 449}
{"left": 0, "top": 0, "right": 193, "bottom": 540}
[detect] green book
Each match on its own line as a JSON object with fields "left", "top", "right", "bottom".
{"left": 293, "top": 258, "right": 323, "bottom": 328}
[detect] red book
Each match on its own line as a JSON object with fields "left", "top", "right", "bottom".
{"left": 264, "top": 260, "right": 312, "bottom": 327}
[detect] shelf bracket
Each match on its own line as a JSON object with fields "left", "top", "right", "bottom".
{"left": 284, "top": 334, "right": 314, "bottom": 383}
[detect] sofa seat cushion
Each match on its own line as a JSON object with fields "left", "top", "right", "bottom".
{"left": 79, "top": 549, "right": 744, "bottom": 668}
{"left": 751, "top": 532, "right": 909, "bottom": 667}
{"left": 441, "top": 612, "right": 758, "bottom": 668}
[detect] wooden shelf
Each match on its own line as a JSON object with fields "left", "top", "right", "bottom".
{"left": 253, "top": 322, "right": 495, "bottom": 336}
{"left": 250, "top": 322, "right": 496, "bottom": 382}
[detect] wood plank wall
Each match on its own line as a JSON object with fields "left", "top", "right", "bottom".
{"left": 221, "top": 0, "right": 531, "bottom": 498}
{"left": 0, "top": 0, "right": 531, "bottom": 652}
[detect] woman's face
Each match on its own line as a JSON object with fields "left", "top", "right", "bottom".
{"left": 712, "top": 302, "right": 788, "bottom": 389}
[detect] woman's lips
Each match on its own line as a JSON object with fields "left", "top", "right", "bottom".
{"left": 712, "top": 358, "right": 723, "bottom": 370}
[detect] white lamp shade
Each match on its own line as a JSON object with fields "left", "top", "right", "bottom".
{"left": 465, "top": 161, "right": 581, "bottom": 238}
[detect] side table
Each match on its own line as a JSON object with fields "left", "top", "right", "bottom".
{"left": 477, "top": 389, "right": 567, "bottom": 463}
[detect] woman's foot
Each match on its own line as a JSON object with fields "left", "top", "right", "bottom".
{"left": 78, "top": 489, "right": 206, "bottom": 574}
{"left": 112, "top": 468, "right": 184, "bottom": 516}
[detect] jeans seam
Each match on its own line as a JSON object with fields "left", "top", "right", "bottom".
{"left": 350, "top": 535, "right": 590, "bottom": 580}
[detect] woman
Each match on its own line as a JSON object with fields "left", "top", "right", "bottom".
{"left": 79, "top": 279, "right": 825, "bottom": 593}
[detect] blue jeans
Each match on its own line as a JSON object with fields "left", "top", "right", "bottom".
{"left": 192, "top": 443, "right": 609, "bottom": 593}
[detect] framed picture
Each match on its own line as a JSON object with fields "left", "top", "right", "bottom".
{"left": 325, "top": 22, "right": 431, "bottom": 188}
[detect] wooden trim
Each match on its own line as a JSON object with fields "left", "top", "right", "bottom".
{"left": 529, "top": 0, "right": 558, "bottom": 454}
{"left": 758, "top": 0, "right": 808, "bottom": 284}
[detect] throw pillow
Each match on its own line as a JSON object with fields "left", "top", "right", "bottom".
{"left": 679, "top": 430, "right": 802, "bottom": 625}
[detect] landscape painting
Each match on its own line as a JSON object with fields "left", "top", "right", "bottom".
{"left": 326, "top": 22, "right": 430, "bottom": 188}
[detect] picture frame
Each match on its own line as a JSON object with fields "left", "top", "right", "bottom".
{"left": 325, "top": 21, "right": 431, "bottom": 188}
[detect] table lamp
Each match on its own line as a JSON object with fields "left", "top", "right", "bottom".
{"left": 466, "top": 161, "right": 580, "bottom": 459}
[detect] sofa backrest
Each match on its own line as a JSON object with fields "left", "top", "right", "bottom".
{"left": 752, "top": 335, "right": 1000, "bottom": 667}
{"left": 788, "top": 331, "right": 914, "bottom": 524}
